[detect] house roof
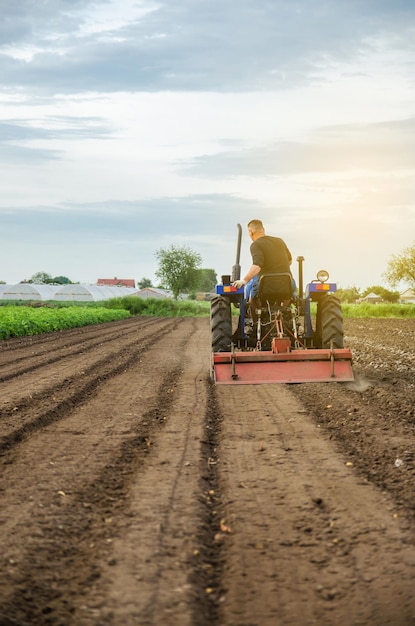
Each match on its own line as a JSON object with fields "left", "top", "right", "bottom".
{"left": 97, "top": 277, "right": 135, "bottom": 288}
{"left": 400, "top": 288, "right": 415, "bottom": 298}
{"left": 132, "top": 287, "right": 173, "bottom": 299}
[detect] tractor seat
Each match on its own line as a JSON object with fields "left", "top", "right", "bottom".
{"left": 258, "top": 273, "right": 293, "bottom": 308}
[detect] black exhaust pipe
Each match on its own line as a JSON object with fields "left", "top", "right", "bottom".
{"left": 232, "top": 223, "right": 242, "bottom": 281}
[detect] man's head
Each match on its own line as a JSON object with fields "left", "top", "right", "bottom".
{"left": 247, "top": 219, "right": 265, "bottom": 240}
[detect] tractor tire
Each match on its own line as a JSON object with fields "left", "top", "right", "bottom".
{"left": 315, "top": 295, "right": 344, "bottom": 349}
{"left": 210, "top": 296, "right": 232, "bottom": 352}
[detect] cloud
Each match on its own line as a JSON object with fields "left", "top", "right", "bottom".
{"left": 1, "top": 0, "right": 414, "bottom": 93}
{"left": 0, "top": 194, "right": 263, "bottom": 283}
{"left": 0, "top": 117, "right": 113, "bottom": 162}
{"left": 0, "top": 194, "right": 261, "bottom": 239}
{"left": 179, "top": 117, "right": 415, "bottom": 183}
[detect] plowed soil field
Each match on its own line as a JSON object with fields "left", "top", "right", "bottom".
{"left": 0, "top": 316, "right": 414, "bottom": 626}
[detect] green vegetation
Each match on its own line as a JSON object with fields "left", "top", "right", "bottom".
{"left": 383, "top": 241, "right": 415, "bottom": 289}
{"left": 336, "top": 285, "right": 400, "bottom": 303}
{"left": 0, "top": 300, "right": 101, "bottom": 308}
{"left": 342, "top": 302, "right": 415, "bottom": 318}
{"left": 335, "top": 286, "right": 362, "bottom": 303}
{"left": 155, "top": 244, "right": 202, "bottom": 299}
{"left": 361, "top": 286, "right": 400, "bottom": 303}
{"left": 137, "top": 277, "right": 153, "bottom": 289}
{"left": 0, "top": 306, "right": 130, "bottom": 340}
{"left": 154, "top": 245, "right": 216, "bottom": 299}
{"left": 27, "top": 271, "right": 73, "bottom": 284}
{"left": 194, "top": 268, "right": 217, "bottom": 292}
{"left": 104, "top": 296, "right": 209, "bottom": 317}
{"left": 106, "top": 297, "right": 415, "bottom": 319}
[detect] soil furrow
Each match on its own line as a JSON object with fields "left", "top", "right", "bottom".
{"left": 0, "top": 317, "right": 176, "bottom": 415}
{"left": 0, "top": 362, "right": 186, "bottom": 626}
{"left": 0, "top": 318, "right": 181, "bottom": 453}
{"left": 189, "top": 378, "right": 225, "bottom": 626}
{"left": 215, "top": 382, "right": 415, "bottom": 625}
{"left": 0, "top": 317, "right": 139, "bottom": 356}
{"left": 0, "top": 317, "right": 163, "bottom": 381}
{"left": 67, "top": 317, "right": 209, "bottom": 626}
{"left": 291, "top": 374, "right": 415, "bottom": 524}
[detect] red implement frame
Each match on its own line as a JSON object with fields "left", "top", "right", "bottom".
{"left": 212, "top": 346, "right": 354, "bottom": 384}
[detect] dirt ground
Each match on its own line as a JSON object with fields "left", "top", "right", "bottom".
{"left": 0, "top": 316, "right": 414, "bottom": 626}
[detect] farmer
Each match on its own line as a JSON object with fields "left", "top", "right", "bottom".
{"left": 233, "top": 219, "right": 293, "bottom": 325}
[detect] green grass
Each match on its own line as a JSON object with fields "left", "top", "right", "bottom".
{"left": 103, "top": 296, "right": 210, "bottom": 317}
{"left": 105, "top": 297, "right": 415, "bottom": 319}
{"left": 341, "top": 302, "right": 415, "bottom": 318}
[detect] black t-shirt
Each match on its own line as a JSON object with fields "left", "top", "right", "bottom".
{"left": 250, "top": 236, "right": 292, "bottom": 276}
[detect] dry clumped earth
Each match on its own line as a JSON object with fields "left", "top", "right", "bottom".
{"left": 0, "top": 315, "right": 414, "bottom": 626}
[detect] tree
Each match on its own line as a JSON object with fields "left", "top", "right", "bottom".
{"left": 194, "top": 268, "right": 217, "bottom": 292}
{"left": 28, "top": 272, "right": 72, "bottom": 284}
{"left": 336, "top": 286, "right": 361, "bottom": 304}
{"left": 29, "top": 271, "right": 53, "bottom": 284}
{"left": 138, "top": 277, "right": 153, "bottom": 289}
{"left": 155, "top": 245, "right": 202, "bottom": 299}
{"left": 361, "top": 286, "right": 400, "bottom": 303}
{"left": 52, "top": 276, "right": 71, "bottom": 284}
{"left": 383, "top": 242, "right": 415, "bottom": 289}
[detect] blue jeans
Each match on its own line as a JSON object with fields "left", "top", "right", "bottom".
{"left": 245, "top": 276, "right": 259, "bottom": 300}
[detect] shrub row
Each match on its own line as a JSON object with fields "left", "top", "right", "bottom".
{"left": 0, "top": 306, "right": 130, "bottom": 340}
{"left": 341, "top": 302, "right": 415, "bottom": 318}
{"left": 103, "top": 296, "right": 210, "bottom": 317}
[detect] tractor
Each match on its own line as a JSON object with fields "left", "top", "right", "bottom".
{"left": 210, "top": 224, "right": 354, "bottom": 384}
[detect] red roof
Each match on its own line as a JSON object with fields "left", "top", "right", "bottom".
{"left": 97, "top": 277, "right": 135, "bottom": 288}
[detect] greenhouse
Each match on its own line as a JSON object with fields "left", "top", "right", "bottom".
{"left": 1, "top": 283, "right": 60, "bottom": 301}
{"left": 0, "top": 284, "right": 135, "bottom": 302}
{"left": 54, "top": 284, "right": 134, "bottom": 302}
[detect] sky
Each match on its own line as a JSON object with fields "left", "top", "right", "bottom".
{"left": 1, "top": 0, "right": 414, "bottom": 291}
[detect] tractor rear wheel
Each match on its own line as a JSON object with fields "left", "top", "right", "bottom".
{"left": 211, "top": 296, "right": 232, "bottom": 352}
{"left": 315, "top": 295, "right": 344, "bottom": 349}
